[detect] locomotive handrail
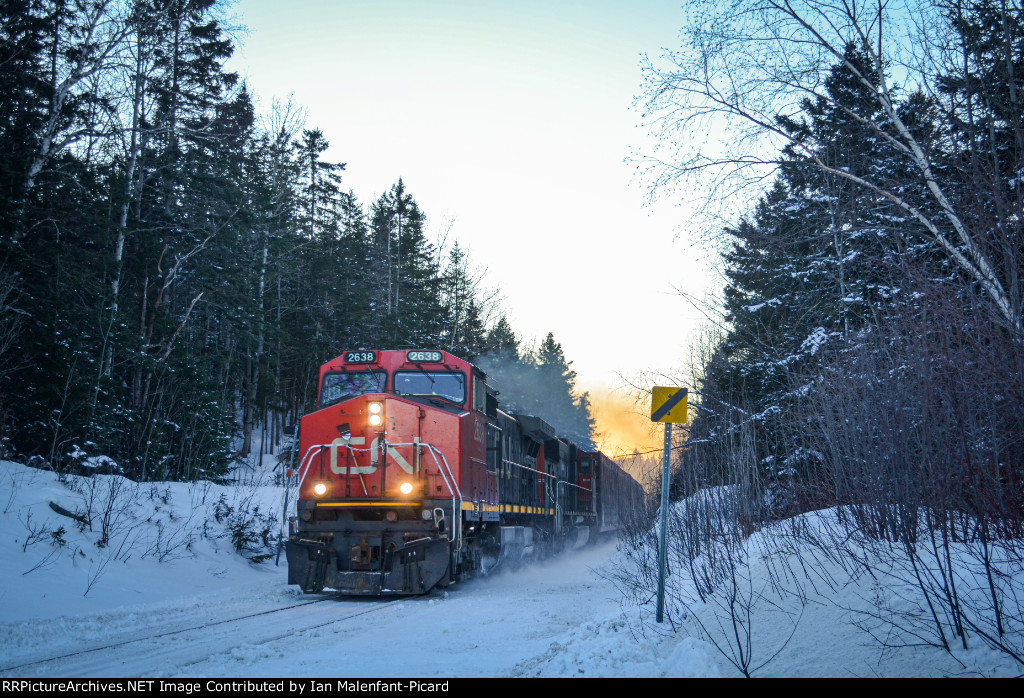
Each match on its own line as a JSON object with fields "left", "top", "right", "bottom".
{"left": 556, "top": 479, "right": 595, "bottom": 518}
{"left": 293, "top": 443, "right": 375, "bottom": 502}
{"left": 296, "top": 440, "right": 380, "bottom": 489}
{"left": 296, "top": 444, "right": 327, "bottom": 493}
{"left": 500, "top": 458, "right": 557, "bottom": 480}
{"left": 296, "top": 443, "right": 367, "bottom": 495}
{"left": 294, "top": 444, "right": 329, "bottom": 509}
{"left": 385, "top": 440, "right": 463, "bottom": 552}
{"left": 499, "top": 458, "right": 594, "bottom": 514}
{"left": 498, "top": 457, "right": 595, "bottom": 494}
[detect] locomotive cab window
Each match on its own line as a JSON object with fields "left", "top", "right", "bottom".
{"left": 320, "top": 370, "right": 387, "bottom": 408}
{"left": 472, "top": 375, "right": 486, "bottom": 412}
{"left": 394, "top": 371, "right": 466, "bottom": 405}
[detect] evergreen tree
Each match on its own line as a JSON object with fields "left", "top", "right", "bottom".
{"left": 295, "top": 128, "right": 344, "bottom": 241}
{"left": 107, "top": 0, "right": 240, "bottom": 479}
{"left": 369, "top": 180, "right": 443, "bottom": 347}
{"left": 690, "top": 44, "right": 945, "bottom": 507}
{"left": 479, "top": 332, "right": 595, "bottom": 448}
{"left": 0, "top": 0, "right": 520, "bottom": 481}
{"left": 0, "top": 0, "right": 49, "bottom": 232}
{"left": 535, "top": 333, "right": 595, "bottom": 447}
{"left": 439, "top": 242, "right": 486, "bottom": 358}
{"left": 481, "top": 316, "right": 519, "bottom": 359}
{"left": 936, "top": 0, "right": 1024, "bottom": 333}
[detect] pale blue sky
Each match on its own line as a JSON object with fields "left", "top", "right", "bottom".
{"left": 227, "top": 1, "right": 709, "bottom": 454}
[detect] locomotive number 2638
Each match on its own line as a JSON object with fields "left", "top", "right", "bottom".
{"left": 344, "top": 351, "right": 377, "bottom": 363}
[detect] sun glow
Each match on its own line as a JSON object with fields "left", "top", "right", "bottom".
{"left": 588, "top": 386, "right": 663, "bottom": 461}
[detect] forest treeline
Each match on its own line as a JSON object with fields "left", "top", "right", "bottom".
{"left": 611, "top": 2, "right": 1024, "bottom": 667}
{"left": 642, "top": 0, "right": 1024, "bottom": 526}
{"left": 0, "top": 0, "right": 594, "bottom": 481}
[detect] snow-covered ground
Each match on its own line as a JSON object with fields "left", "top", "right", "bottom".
{"left": 0, "top": 459, "right": 1020, "bottom": 678}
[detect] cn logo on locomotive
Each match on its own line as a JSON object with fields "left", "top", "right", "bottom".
{"left": 328, "top": 436, "right": 415, "bottom": 475}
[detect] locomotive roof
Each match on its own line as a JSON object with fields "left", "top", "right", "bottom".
{"left": 513, "top": 414, "right": 557, "bottom": 442}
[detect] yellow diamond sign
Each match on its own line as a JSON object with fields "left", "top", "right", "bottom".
{"left": 651, "top": 386, "right": 688, "bottom": 423}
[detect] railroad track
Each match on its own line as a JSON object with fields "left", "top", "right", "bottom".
{"left": 1, "top": 596, "right": 406, "bottom": 677}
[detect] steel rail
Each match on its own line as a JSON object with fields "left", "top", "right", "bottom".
{"left": 0, "top": 597, "right": 404, "bottom": 675}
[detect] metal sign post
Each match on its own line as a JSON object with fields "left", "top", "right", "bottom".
{"left": 651, "top": 386, "right": 687, "bottom": 623}
{"left": 657, "top": 420, "right": 671, "bottom": 623}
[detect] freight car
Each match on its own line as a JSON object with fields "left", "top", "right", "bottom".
{"left": 285, "top": 348, "right": 643, "bottom": 595}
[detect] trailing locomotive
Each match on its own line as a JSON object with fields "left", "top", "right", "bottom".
{"left": 285, "top": 349, "right": 643, "bottom": 595}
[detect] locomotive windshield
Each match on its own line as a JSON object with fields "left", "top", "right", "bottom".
{"left": 394, "top": 371, "right": 466, "bottom": 405}
{"left": 320, "top": 370, "right": 387, "bottom": 408}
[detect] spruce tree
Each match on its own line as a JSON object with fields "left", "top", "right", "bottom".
{"left": 369, "top": 180, "right": 443, "bottom": 347}
{"left": 694, "top": 44, "right": 943, "bottom": 507}
{"left": 439, "top": 243, "right": 486, "bottom": 358}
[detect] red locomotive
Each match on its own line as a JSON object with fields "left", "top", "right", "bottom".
{"left": 285, "top": 348, "right": 643, "bottom": 594}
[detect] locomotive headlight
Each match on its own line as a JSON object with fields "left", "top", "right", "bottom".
{"left": 399, "top": 481, "right": 413, "bottom": 495}
{"left": 368, "top": 401, "right": 383, "bottom": 427}
{"left": 313, "top": 481, "right": 329, "bottom": 497}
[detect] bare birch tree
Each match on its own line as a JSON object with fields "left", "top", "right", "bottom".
{"left": 22, "top": 0, "right": 129, "bottom": 197}
{"left": 639, "top": 0, "right": 1023, "bottom": 338}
